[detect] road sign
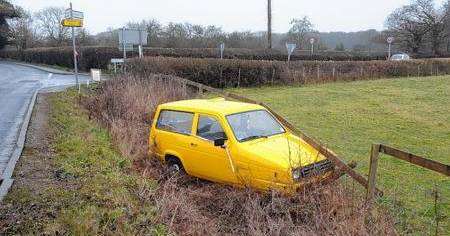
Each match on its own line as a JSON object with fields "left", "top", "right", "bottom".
{"left": 111, "top": 58, "right": 125, "bottom": 64}
{"left": 119, "top": 44, "right": 134, "bottom": 52}
{"left": 310, "top": 38, "right": 315, "bottom": 44}
{"left": 65, "top": 9, "right": 84, "bottom": 19}
{"left": 61, "top": 18, "right": 83, "bottom": 27}
{"left": 387, "top": 37, "right": 394, "bottom": 44}
{"left": 286, "top": 43, "right": 296, "bottom": 62}
{"left": 119, "top": 29, "right": 148, "bottom": 45}
{"left": 286, "top": 43, "right": 296, "bottom": 54}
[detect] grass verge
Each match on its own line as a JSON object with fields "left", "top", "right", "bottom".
{"left": 0, "top": 90, "right": 163, "bottom": 235}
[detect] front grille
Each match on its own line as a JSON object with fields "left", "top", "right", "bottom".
{"left": 300, "top": 159, "right": 334, "bottom": 178}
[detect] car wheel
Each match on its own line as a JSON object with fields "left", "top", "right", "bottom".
{"left": 167, "top": 158, "right": 185, "bottom": 176}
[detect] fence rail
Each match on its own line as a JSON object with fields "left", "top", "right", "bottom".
{"left": 366, "top": 143, "right": 449, "bottom": 201}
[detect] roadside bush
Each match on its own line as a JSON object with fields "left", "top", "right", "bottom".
{"left": 83, "top": 74, "right": 395, "bottom": 235}
{"left": 127, "top": 56, "right": 450, "bottom": 88}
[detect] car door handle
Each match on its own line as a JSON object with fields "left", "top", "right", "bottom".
{"left": 190, "top": 143, "right": 198, "bottom": 147}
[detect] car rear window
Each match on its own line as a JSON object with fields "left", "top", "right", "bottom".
{"left": 156, "top": 110, "right": 193, "bottom": 135}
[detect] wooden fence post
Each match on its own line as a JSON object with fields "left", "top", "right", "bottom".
{"left": 366, "top": 144, "right": 381, "bottom": 203}
{"left": 271, "top": 68, "right": 275, "bottom": 86}
{"left": 182, "top": 81, "right": 187, "bottom": 97}
{"left": 198, "top": 84, "right": 203, "bottom": 97}
{"left": 317, "top": 65, "right": 320, "bottom": 81}
{"left": 238, "top": 68, "right": 241, "bottom": 88}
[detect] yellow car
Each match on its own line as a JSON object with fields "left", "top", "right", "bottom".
{"left": 149, "top": 98, "right": 334, "bottom": 192}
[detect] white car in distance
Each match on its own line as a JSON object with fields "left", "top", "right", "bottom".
{"left": 390, "top": 53, "right": 411, "bottom": 61}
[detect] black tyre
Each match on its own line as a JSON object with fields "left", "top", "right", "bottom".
{"left": 166, "top": 157, "right": 185, "bottom": 176}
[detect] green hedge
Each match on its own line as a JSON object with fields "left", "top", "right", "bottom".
{"left": 0, "top": 47, "right": 126, "bottom": 71}
{"left": 0, "top": 46, "right": 389, "bottom": 71}
{"left": 126, "top": 57, "right": 450, "bottom": 87}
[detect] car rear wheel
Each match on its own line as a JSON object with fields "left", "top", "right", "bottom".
{"left": 166, "top": 157, "right": 185, "bottom": 176}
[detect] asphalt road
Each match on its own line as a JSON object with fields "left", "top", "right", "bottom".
{"left": 0, "top": 61, "right": 88, "bottom": 177}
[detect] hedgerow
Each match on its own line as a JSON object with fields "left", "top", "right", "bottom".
{"left": 126, "top": 57, "right": 450, "bottom": 87}
{"left": 0, "top": 46, "right": 388, "bottom": 71}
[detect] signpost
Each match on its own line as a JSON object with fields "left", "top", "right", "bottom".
{"left": 119, "top": 28, "right": 148, "bottom": 59}
{"left": 111, "top": 58, "right": 125, "bottom": 73}
{"left": 61, "top": 3, "right": 84, "bottom": 94}
{"left": 387, "top": 37, "right": 394, "bottom": 60}
{"left": 310, "top": 38, "right": 315, "bottom": 55}
{"left": 219, "top": 43, "right": 225, "bottom": 59}
{"left": 286, "top": 43, "right": 296, "bottom": 62}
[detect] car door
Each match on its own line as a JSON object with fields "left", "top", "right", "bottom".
{"left": 187, "top": 113, "right": 238, "bottom": 184}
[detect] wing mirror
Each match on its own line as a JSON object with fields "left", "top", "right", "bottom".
{"left": 214, "top": 138, "right": 227, "bottom": 148}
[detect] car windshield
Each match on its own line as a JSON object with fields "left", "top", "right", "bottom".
{"left": 226, "top": 110, "right": 285, "bottom": 142}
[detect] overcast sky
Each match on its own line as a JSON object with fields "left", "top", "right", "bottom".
{"left": 11, "top": 0, "right": 447, "bottom": 34}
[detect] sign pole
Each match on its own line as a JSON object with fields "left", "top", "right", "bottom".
{"left": 138, "top": 29, "right": 143, "bottom": 58}
{"left": 122, "top": 28, "right": 126, "bottom": 60}
{"left": 70, "top": 3, "right": 79, "bottom": 93}
{"left": 387, "top": 37, "right": 394, "bottom": 60}
{"left": 388, "top": 43, "right": 391, "bottom": 59}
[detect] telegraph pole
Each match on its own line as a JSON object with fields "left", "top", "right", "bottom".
{"left": 267, "top": 0, "right": 272, "bottom": 49}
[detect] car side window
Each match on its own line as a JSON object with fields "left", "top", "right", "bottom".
{"left": 156, "top": 110, "right": 193, "bottom": 135}
{"left": 197, "top": 115, "right": 227, "bottom": 141}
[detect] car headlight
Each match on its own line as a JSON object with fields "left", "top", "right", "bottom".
{"left": 292, "top": 168, "right": 302, "bottom": 180}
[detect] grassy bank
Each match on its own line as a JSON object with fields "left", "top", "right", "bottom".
{"left": 229, "top": 75, "right": 450, "bottom": 234}
{"left": 0, "top": 90, "right": 162, "bottom": 235}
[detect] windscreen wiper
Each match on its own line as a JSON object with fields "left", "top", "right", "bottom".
{"left": 240, "top": 135, "right": 268, "bottom": 142}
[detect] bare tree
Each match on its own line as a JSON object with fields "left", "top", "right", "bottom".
{"left": 444, "top": 0, "right": 450, "bottom": 52}
{"left": 0, "top": 0, "right": 19, "bottom": 49}
{"left": 34, "top": 7, "right": 69, "bottom": 46}
{"left": 386, "top": 3, "right": 428, "bottom": 54}
{"left": 386, "top": 0, "right": 448, "bottom": 55}
{"left": 287, "top": 17, "right": 314, "bottom": 49}
{"left": 8, "top": 7, "right": 37, "bottom": 49}
{"left": 418, "top": 0, "right": 447, "bottom": 55}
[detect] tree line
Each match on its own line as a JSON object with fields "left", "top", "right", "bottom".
{"left": 386, "top": 0, "right": 450, "bottom": 56}
{"left": 1, "top": 0, "right": 449, "bottom": 57}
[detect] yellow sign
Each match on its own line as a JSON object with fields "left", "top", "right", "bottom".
{"left": 61, "top": 18, "right": 83, "bottom": 27}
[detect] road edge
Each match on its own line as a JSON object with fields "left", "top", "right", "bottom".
{"left": 0, "top": 90, "right": 38, "bottom": 201}
{"left": 1, "top": 60, "right": 89, "bottom": 76}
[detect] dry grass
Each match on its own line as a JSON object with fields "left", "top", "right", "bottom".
{"left": 83, "top": 74, "right": 395, "bottom": 235}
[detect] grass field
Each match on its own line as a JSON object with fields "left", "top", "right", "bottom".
{"left": 230, "top": 76, "right": 449, "bottom": 234}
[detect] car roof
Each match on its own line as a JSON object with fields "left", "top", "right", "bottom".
{"left": 159, "top": 97, "right": 265, "bottom": 116}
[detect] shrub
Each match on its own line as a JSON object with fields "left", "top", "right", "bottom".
{"left": 126, "top": 57, "right": 450, "bottom": 88}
